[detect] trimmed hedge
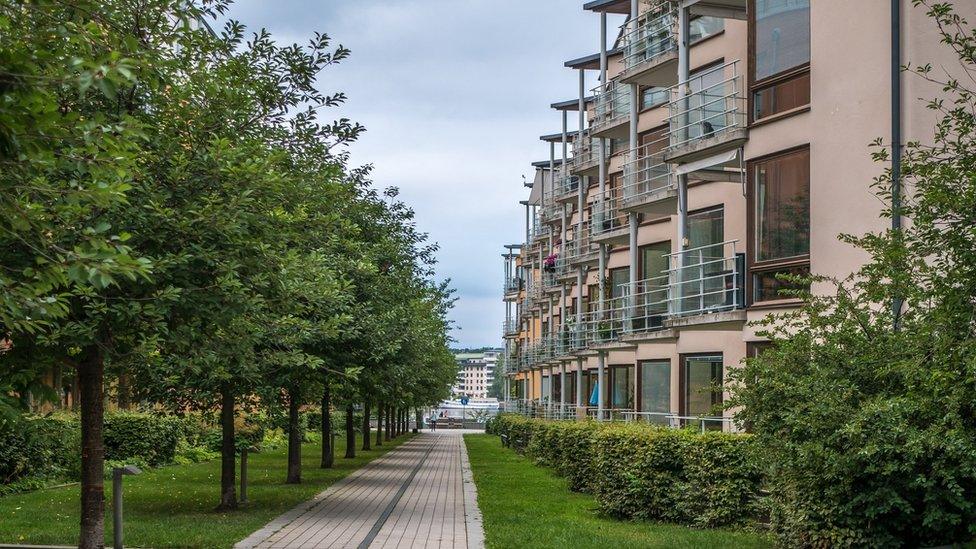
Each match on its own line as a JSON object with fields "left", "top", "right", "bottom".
{"left": 488, "top": 414, "right": 762, "bottom": 529}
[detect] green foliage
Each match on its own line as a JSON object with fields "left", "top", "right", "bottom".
{"left": 102, "top": 412, "right": 184, "bottom": 467}
{"left": 0, "top": 415, "right": 79, "bottom": 487}
{"left": 488, "top": 415, "right": 760, "bottom": 529}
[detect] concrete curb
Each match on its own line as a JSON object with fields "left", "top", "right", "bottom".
{"left": 459, "top": 434, "right": 486, "bottom": 549}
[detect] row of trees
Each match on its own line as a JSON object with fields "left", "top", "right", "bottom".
{"left": 0, "top": 1, "right": 457, "bottom": 547}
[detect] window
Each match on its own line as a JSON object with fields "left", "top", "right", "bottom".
{"left": 609, "top": 365, "right": 635, "bottom": 409}
{"left": 682, "top": 355, "right": 723, "bottom": 429}
{"left": 689, "top": 16, "right": 724, "bottom": 43}
{"left": 609, "top": 267, "right": 629, "bottom": 300}
{"left": 750, "top": 0, "right": 811, "bottom": 120}
{"left": 635, "top": 242, "right": 670, "bottom": 329}
{"left": 640, "top": 360, "right": 670, "bottom": 422}
{"left": 687, "top": 207, "right": 724, "bottom": 249}
{"left": 641, "top": 86, "right": 669, "bottom": 110}
{"left": 753, "top": 0, "right": 810, "bottom": 81}
{"left": 749, "top": 148, "right": 810, "bottom": 302}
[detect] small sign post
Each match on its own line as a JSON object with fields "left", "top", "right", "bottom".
{"left": 113, "top": 464, "right": 142, "bottom": 549}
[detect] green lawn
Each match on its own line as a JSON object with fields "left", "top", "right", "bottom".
{"left": 464, "top": 434, "right": 771, "bottom": 549}
{"left": 0, "top": 433, "right": 412, "bottom": 548}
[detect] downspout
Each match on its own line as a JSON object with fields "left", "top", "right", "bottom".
{"left": 891, "top": 0, "right": 903, "bottom": 328}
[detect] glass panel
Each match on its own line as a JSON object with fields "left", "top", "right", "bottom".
{"left": 754, "top": 0, "right": 811, "bottom": 81}
{"left": 641, "top": 87, "right": 669, "bottom": 110}
{"left": 687, "top": 207, "right": 724, "bottom": 249}
{"left": 611, "top": 366, "right": 635, "bottom": 409}
{"left": 541, "top": 376, "right": 550, "bottom": 402}
{"left": 753, "top": 71, "right": 810, "bottom": 120}
{"left": 610, "top": 267, "right": 630, "bottom": 299}
{"left": 640, "top": 361, "right": 671, "bottom": 422}
{"left": 753, "top": 265, "right": 810, "bottom": 302}
{"left": 686, "top": 66, "right": 729, "bottom": 139}
{"left": 684, "top": 355, "right": 723, "bottom": 422}
{"left": 681, "top": 209, "right": 726, "bottom": 313}
{"left": 639, "top": 242, "right": 670, "bottom": 323}
{"left": 755, "top": 149, "right": 810, "bottom": 261}
{"left": 689, "top": 16, "right": 724, "bottom": 43}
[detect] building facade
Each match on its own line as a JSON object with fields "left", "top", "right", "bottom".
{"left": 453, "top": 349, "right": 502, "bottom": 399}
{"left": 501, "top": 0, "right": 970, "bottom": 429}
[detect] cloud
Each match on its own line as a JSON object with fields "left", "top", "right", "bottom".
{"left": 223, "top": 0, "right": 621, "bottom": 346}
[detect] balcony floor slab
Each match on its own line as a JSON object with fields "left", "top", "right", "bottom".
{"left": 619, "top": 51, "right": 679, "bottom": 88}
{"left": 665, "top": 309, "right": 747, "bottom": 329}
{"left": 664, "top": 128, "right": 748, "bottom": 165}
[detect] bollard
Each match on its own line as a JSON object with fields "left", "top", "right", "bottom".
{"left": 240, "top": 447, "right": 249, "bottom": 504}
{"left": 113, "top": 465, "right": 142, "bottom": 549}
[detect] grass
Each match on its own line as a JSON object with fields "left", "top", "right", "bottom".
{"left": 464, "top": 434, "right": 772, "bottom": 549}
{"left": 0, "top": 432, "right": 413, "bottom": 548}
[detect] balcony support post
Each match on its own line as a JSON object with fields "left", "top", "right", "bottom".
{"left": 561, "top": 110, "right": 568, "bottom": 173}
{"left": 629, "top": 212, "right": 638, "bottom": 331}
{"left": 675, "top": 3, "right": 691, "bottom": 311}
{"left": 524, "top": 202, "right": 530, "bottom": 245}
{"left": 559, "top": 362, "right": 567, "bottom": 417}
{"left": 575, "top": 358, "right": 584, "bottom": 414}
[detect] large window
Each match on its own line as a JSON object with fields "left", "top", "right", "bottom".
{"left": 636, "top": 242, "right": 670, "bottom": 329}
{"left": 609, "top": 267, "right": 630, "bottom": 300}
{"left": 682, "top": 355, "right": 723, "bottom": 429}
{"left": 640, "top": 360, "right": 671, "bottom": 421}
{"left": 749, "top": 148, "right": 810, "bottom": 302}
{"left": 750, "top": 0, "right": 811, "bottom": 120}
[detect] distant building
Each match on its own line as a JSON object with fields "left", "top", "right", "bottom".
{"left": 452, "top": 349, "right": 502, "bottom": 399}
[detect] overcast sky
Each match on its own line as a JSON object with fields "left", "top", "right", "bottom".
{"left": 222, "top": 1, "right": 624, "bottom": 348}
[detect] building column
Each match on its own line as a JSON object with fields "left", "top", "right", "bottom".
{"left": 559, "top": 361, "right": 567, "bottom": 417}
{"left": 576, "top": 357, "right": 584, "bottom": 414}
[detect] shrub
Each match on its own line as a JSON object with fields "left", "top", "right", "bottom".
{"left": 489, "top": 415, "right": 762, "bottom": 529}
{"left": 0, "top": 414, "right": 79, "bottom": 487}
{"left": 103, "top": 412, "right": 185, "bottom": 466}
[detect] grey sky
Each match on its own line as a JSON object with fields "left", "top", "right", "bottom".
{"left": 224, "top": 1, "right": 624, "bottom": 348}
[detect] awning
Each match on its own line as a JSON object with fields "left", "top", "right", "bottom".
{"left": 673, "top": 148, "right": 739, "bottom": 176}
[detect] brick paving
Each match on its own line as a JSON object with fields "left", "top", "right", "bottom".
{"left": 235, "top": 430, "right": 485, "bottom": 549}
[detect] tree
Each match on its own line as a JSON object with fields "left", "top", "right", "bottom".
{"left": 729, "top": 2, "right": 976, "bottom": 545}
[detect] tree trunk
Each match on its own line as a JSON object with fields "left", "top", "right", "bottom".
{"left": 414, "top": 409, "right": 421, "bottom": 434}
{"left": 217, "top": 383, "right": 237, "bottom": 510}
{"left": 385, "top": 406, "right": 392, "bottom": 441}
{"left": 361, "top": 400, "right": 371, "bottom": 451}
{"left": 286, "top": 386, "right": 302, "bottom": 484}
{"left": 320, "top": 383, "right": 333, "bottom": 468}
{"left": 78, "top": 346, "right": 105, "bottom": 549}
{"left": 117, "top": 372, "right": 132, "bottom": 410}
{"left": 375, "top": 402, "right": 383, "bottom": 447}
{"left": 344, "top": 403, "right": 355, "bottom": 458}
{"left": 53, "top": 363, "right": 63, "bottom": 409}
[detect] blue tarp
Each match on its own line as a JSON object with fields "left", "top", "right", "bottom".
{"left": 588, "top": 382, "right": 599, "bottom": 406}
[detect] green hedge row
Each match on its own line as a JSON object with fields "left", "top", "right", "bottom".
{"left": 486, "top": 414, "right": 762, "bottom": 529}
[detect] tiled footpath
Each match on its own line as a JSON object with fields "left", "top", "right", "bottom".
{"left": 235, "top": 430, "right": 485, "bottom": 549}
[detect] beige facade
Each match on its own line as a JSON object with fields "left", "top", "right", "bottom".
{"left": 501, "top": 0, "right": 973, "bottom": 429}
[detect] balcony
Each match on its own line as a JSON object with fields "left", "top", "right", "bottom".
{"left": 612, "top": 275, "right": 672, "bottom": 336}
{"left": 665, "top": 240, "right": 745, "bottom": 325}
{"left": 524, "top": 276, "right": 543, "bottom": 310}
{"left": 619, "top": 3, "right": 678, "bottom": 87}
{"left": 590, "top": 80, "right": 630, "bottom": 139}
{"left": 570, "top": 134, "right": 600, "bottom": 176}
{"left": 552, "top": 173, "right": 582, "bottom": 204}
{"left": 502, "top": 318, "right": 519, "bottom": 338}
{"left": 541, "top": 269, "right": 561, "bottom": 294}
{"left": 503, "top": 275, "right": 521, "bottom": 300}
{"left": 590, "top": 187, "right": 629, "bottom": 245}
{"left": 621, "top": 138, "right": 677, "bottom": 217}
{"left": 564, "top": 224, "right": 600, "bottom": 266}
{"left": 665, "top": 61, "right": 747, "bottom": 164}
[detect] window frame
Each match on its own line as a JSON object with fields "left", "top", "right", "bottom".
{"left": 637, "top": 359, "right": 672, "bottom": 417}
{"left": 678, "top": 353, "right": 724, "bottom": 420}
{"left": 746, "top": 145, "right": 811, "bottom": 305}
{"left": 747, "top": 0, "right": 811, "bottom": 124}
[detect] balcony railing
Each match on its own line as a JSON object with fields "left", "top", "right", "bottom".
{"left": 541, "top": 269, "right": 561, "bottom": 293}
{"left": 502, "top": 318, "right": 519, "bottom": 337}
{"left": 612, "top": 274, "right": 670, "bottom": 334}
{"left": 591, "top": 80, "right": 630, "bottom": 135}
{"left": 621, "top": 4, "right": 677, "bottom": 74}
{"left": 622, "top": 137, "right": 675, "bottom": 208}
{"left": 503, "top": 276, "right": 522, "bottom": 296}
{"left": 553, "top": 173, "right": 581, "bottom": 202}
{"left": 590, "top": 186, "right": 626, "bottom": 239}
{"left": 666, "top": 240, "right": 744, "bottom": 318}
{"left": 666, "top": 61, "right": 746, "bottom": 153}
{"left": 570, "top": 135, "right": 599, "bottom": 174}
{"left": 563, "top": 224, "right": 599, "bottom": 265}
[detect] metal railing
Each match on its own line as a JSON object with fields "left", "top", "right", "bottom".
{"left": 667, "top": 61, "right": 746, "bottom": 151}
{"left": 622, "top": 137, "right": 675, "bottom": 206}
{"left": 622, "top": 3, "right": 677, "bottom": 73}
{"left": 502, "top": 318, "right": 519, "bottom": 336}
{"left": 563, "top": 223, "right": 599, "bottom": 264}
{"left": 571, "top": 135, "right": 598, "bottom": 174}
{"left": 553, "top": 173, "right": 581, "bottom": 201}
{"left": 611, "top": 274, "right": 670, "bottom": 333}
{"left": 590, "top": 186, "right": 626, "bottom": 239}
{"left": 666, "top": 240, "right": 744, "bottom": 318}
{"left": 591, "top": 80, "right": 630, "bottom": 133}
{"left": 503, "top": 276, "right": 521, "bottom": 295}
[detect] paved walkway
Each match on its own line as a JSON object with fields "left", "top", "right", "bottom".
{"left": 235, "top": 430, "right": 485, "bottom": 549}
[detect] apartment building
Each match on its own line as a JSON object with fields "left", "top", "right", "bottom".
{"left": 501, "top": 0, "right": 970, "bottom": 429}
{"left": 453, "top": 349, "right": 502, "bottom": 399}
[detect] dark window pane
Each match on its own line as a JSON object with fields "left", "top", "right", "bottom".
{"left": 753, "top": 265, "right": 810, "bottom": 302}
{"left": 753, "top": 71, "right": 810, "bottom": 120}
{"left": 754, "top": 0, "right": 811, "bottom": 81}
{"left": 610, "top": 267, "right": 629, "bottom": 299}
{"left": 755, "top": 149, "right": 810, "bottom": 261}
{"left": 641, "top": 86, "right": 669, "bottom": 110}
{"left": 610, "top": 365, "right": 634, "bottom": 409}
{"left": 688, "top": 207, "right": 724, "bottom": 249}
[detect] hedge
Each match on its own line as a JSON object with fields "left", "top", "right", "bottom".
{"left": 488, "top": 414, "right": 762, "bottom": 529}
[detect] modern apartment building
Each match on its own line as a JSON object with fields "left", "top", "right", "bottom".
{"left": 453, "top": 349, "right": 502, "bottom": 399}
{"left": 501, "top": 0, "right": 970, "bottom": 429}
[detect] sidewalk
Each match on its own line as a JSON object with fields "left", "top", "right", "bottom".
{"left": 235, "top": 430, "right": 485, "bottom": 549}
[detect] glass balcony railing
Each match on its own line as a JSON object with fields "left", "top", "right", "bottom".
{"left": 502, "top": 318, "right": 519, "bottom": 336}
{"left": 553, "top": 173, "right": 581, "bottom": 201}
{"left": 666, "top": 61, "right": 747, "bottom": 153}
{"left": 591, "top": 81, "right": 630, "bottom": 134}
{"left": 612, "top": 274, "right": 670, "bottom": 334}
{"left": 622, "top": 137, "right": 675, "bottom": 207}
{"left": 666, "top": 240, "right": 744, "bottom": 318}
{"left": 563, "top": 224, "right": 599, "bottom": 265}
{"left": 503, "top": 275, "right": 521, "bottom": 296}
{"left": 570, "top": 135, "right": 599, "bottom": 174}
{"left": 590, "top": 187, "right": 626, "bottom": 239}
{"left": 622, "top": 4, "right": 677, "bottom": 74}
